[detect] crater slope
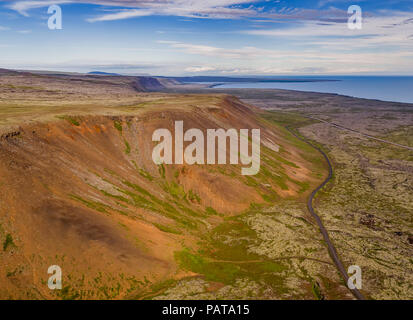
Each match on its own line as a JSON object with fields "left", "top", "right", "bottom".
{"left": 0, "top": 70, "right": 348, "bottom": 299}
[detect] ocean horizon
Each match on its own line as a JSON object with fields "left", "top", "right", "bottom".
{"left": 212, "top": 76, "right": 413, "bottom": 104}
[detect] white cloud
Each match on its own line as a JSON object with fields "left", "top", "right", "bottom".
{"left": 244, "top": 12, "right": 413, "bottom": 48}
{"left": 185, "top": 66, "right": 216, "bottom": 72}
{"left": 157, "top": 38, "right": 413, "bottom": 75}
{"left": 6, "top": 0, "right": 71, "bottom": 16}
{"left": 157, "top": 40, "right": 272, "bottom": 58}
{"left": 86, "top": 9, "right": 153, "bottom": 22}
{"left": 5, "top": 0, "right": 261, "bottom": 20}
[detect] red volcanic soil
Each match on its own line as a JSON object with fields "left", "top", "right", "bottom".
{"left": 0, "top": 95, "right": 322, "bottom": 299}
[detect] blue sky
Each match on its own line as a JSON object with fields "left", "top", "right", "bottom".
{"left": 0, "top": 0, "right": 412, "bottom": 75}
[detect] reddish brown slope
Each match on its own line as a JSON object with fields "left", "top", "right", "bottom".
{"left": 0, "top": 96, "right": 323, "bottom": 299}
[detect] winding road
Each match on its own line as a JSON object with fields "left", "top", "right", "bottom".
{"left": 286, "top": 126, "right": 366, "bottom": 300}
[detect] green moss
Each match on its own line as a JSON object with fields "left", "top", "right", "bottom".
{"left": 57, "top": 115, "right": 80, "bottom": 126}
{"left": 57, "top": 285, "right": 80, "bottom": 300}
{"left": 260, "top": 111, "right": 316, "bottom": 132}
{"left": 122, "top": 180, "right": 152, "bottom": 198}
{"left": 241, "top": 261, "right": 287, "bottom": 274}
{"left": 119, "top": 188, "right": 157, "bottom": 211}
{"left": 70, "top": 194, "right": 108, "bottom": 213}
{"left": 296, "top": 181, "right": 310, "bottom": 193}
{"left": 138, "top": 169, "right": 154, "bottom": 181}
{"left": 158, "top": 164, "right": 166, "bottom": 179}
{"left": 205, "top": 206, "right": 218, "bottom": 216}
{"left": 261, "top": 193, "right": 276, "bottom": 203}
{"left": 153, "top": 223, "right": 183, "bottom": 235}
{"left": 3, "top": 233, "right": 15, "bottom": 251}
{"left": 124, "top": 139, "right": 131, "bottom": 154}
{"left": 172, "top": 200, "right": 204, "bottom": 218}
{"left": 163, "top": 182, "right": 186, "bottom": 200}
{"left": 258, "top": 166, "right": 289, "bottom": 190}
{"left": 206, "top": 218, "right": 259, "bottom": 261}
{"left": 120, "top": 180, "right": 197, "bottom": 229}
{"left": 244, "top": 175, "right": 259, "bottom": 187}
{"left": 99, "top": 189, "right": 130, "bottom": 205}
{"left": 114, "top": 120, "right": 123, "bottom": 133}
{"left": 311, "top": 281, "right": 324, "bottom": 300}
{"left": 6, "top": 268, "right": 19, "bottom": 278}
{"left": 104, "top": 168, "right": 118, "bottom": 176}
{"left": 175, "top": 250, "right": 241, "bottom": 284}
{"left": 187, "top": 189, "right": 201, "bottom": 204}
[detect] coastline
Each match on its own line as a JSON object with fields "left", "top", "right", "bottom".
{"left": 205, "top": 76, "right": 413, "bottom": 104}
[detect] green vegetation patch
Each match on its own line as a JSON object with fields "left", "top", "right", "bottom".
{"left": 153, "top": 223, "right": 183, "bottom": 235}
{"left": 206, "top": 219, "right": 259, "bottom": 261}
{"left": 134, "top": 161, "right": 161, "bottom": 185}
{"left": 175, "top": 250, "right": 241, "bottom": 284}
{"left": 163, "top": 182, "right": 186, "bottom": 200}
{"left": 3, "top": 233, "right": 15, "bottom": 251}
{"left": 124, "top": 139, "right": 131, "bottom": 155}
{"left": 158, "top": 164, "right": 166, "bottom": 179}
{"left": 57, "top": 115, "right": 80, "bottom": 126}
{"left": 138, "top": 168, "right": 154, "bottom": 181}
{"left": 205, "top": 206, "right": 218, "bottom": 216}
{"left": 57, "top": 285, "right": 81, "bottom": 300}
{"left": 240, "top": 261, "right": 288, "bottom": 274}
{"left": 114, "top": 120, "right": 123, "bottom": 133}
{"left": 187, "top": 189, "right": 201, "bottom": 204}
{"left": 311, "top": 281, "right": 324, "bottom": 300}
{"left": 70, "top": 194, "right": 108, "bottom": 213}
{"left": 120, "top": 180, "right": 198, "bottom": 229}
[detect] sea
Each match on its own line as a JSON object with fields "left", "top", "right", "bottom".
{"left": 212, "top": 76, "right": 413, "bottom": 104}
